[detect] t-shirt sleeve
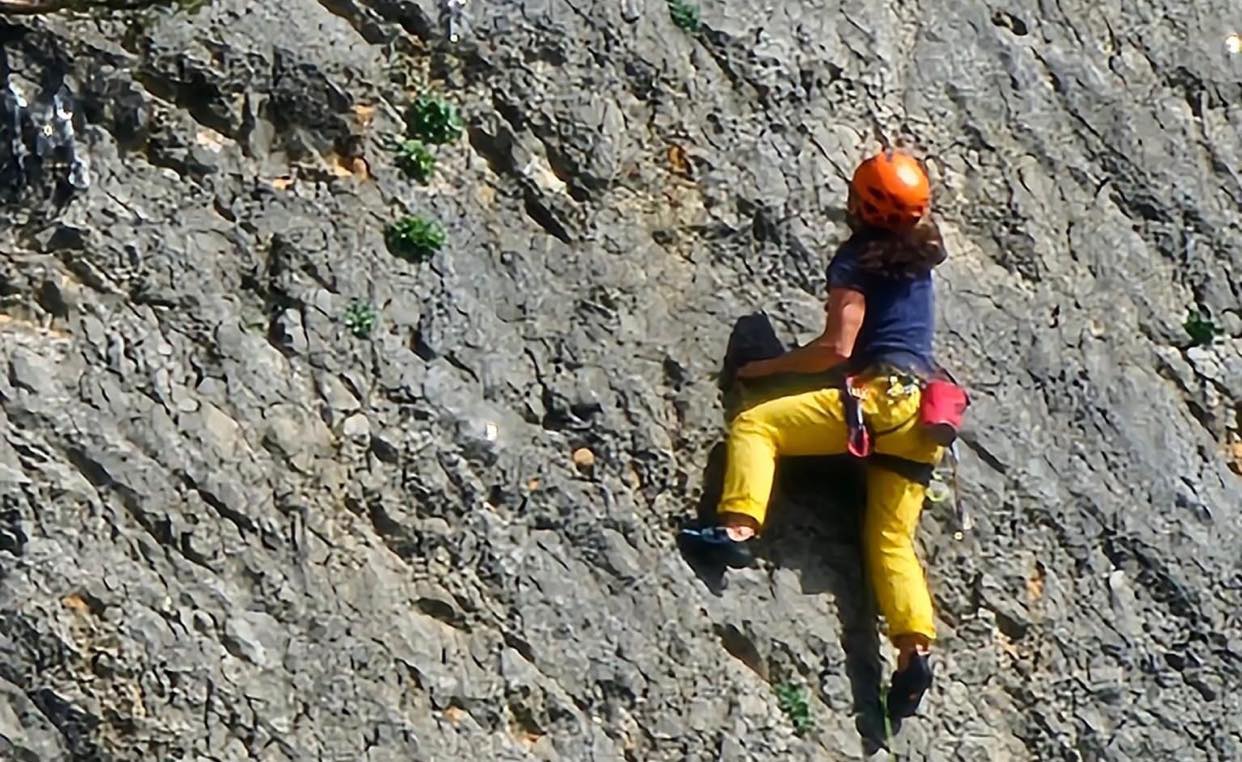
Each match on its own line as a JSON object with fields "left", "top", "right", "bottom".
{"left": 826, "top": 241, "right": 866, "bottom": 293}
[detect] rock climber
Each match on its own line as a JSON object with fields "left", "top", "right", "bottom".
{"left": 681, "top": 149, "right": 964, "bottom": 721}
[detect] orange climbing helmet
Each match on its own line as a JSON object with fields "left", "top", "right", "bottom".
{"left": 847, "top": 150, "right": 931, "bottom": 231}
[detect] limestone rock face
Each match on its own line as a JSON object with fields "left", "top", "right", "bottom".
{"left": 1, "top": 1, "right": 1239, "bottom": 759}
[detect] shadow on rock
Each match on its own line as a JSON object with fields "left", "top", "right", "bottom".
{"left": 675, "top": 312, "right": 891, "bottom": 752}
{"left": 675, "top": 439, "right": 733, "bottom": 596}
{"left": 763, "top": 456, "right": 892, "bottom": 751}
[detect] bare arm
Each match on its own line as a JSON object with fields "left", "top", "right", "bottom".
{"left": 738, "top": 287, "right": 866, "bottom": 378}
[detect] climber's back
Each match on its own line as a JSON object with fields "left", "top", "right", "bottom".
{"left": 831, "top": 151, "right": 946, "bottom": 377}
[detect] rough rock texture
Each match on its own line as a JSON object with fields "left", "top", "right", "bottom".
{"left": 1, "top": 0, "right": 1241, "bottom": 760}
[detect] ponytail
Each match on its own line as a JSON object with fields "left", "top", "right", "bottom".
{"left": 852, "top": 217, "right": 946, "bottom": 277}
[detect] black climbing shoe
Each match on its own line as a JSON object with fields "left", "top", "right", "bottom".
{"left": 676, "top": 524, "right": 756, "bottom": 569}
{"left": 887, "top": 651, "right": 933, "bottom": 720}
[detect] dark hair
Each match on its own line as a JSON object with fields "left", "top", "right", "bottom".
{"left": 848, "top": 216, "right": 947, "bottom": 277}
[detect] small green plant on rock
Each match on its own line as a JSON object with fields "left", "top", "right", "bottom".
{"left": 395, "top": 139, "right": 437, "bottom": 182}
{"left": 1184, "top": 309, "right": 1221, "bottom": 347}
{"left": 667, "top": 0, "right": 700, "bottom": 32}
{"left": 405, "top": 95, "right": 464, "bottom": 145}
{"left": 386, "top": 215, "right": 445, "bottom": 261}
{"left": 774, "top": 681, "right": 813, "bottom": 736}
{"left": 343, "top": 300, "right": 377, "bottom": 338}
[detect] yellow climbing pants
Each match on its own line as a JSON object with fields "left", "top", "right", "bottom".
{"left": 717, "top": 374, "right": 943, "bottom": 642}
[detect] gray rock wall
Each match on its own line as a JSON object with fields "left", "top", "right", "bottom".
{"left": 1, "top": 0, "right": 1239, "bottom": 759}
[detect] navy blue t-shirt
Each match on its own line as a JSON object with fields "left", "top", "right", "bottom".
{"left": 826, "top": 234, "right": 936, "bottom": 376}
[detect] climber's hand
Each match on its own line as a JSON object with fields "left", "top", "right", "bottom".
{"left": 736, "top": 360, "right": 769, "bottom": 379}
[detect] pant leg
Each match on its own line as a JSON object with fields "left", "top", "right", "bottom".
{"left": 863, "top": 461, "right": 937, "bottom": 643}
{"left": 717, "top": 386, "right": 850, "bottom": 526}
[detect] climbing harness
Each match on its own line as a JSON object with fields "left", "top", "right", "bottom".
{"left": 842, "top": 368, "right": 973, "bottom": 538}
{"left": 841, "top": 371, "right": 924, "bottom": 459}
{"left": 843, "top": 375, "right": 873, "bottom": 458}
